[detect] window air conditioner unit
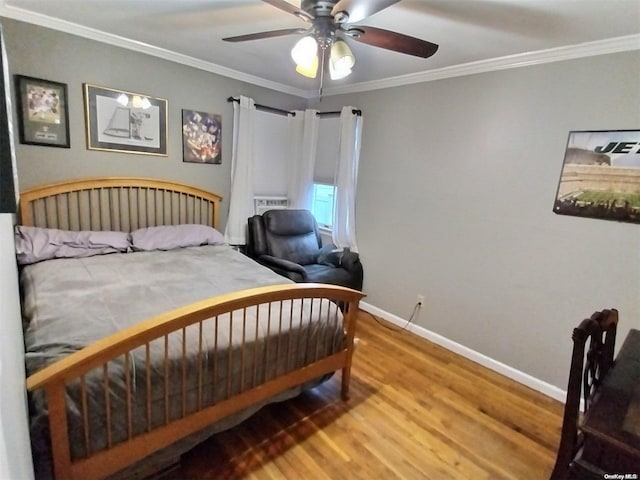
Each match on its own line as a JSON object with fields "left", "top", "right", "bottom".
{"left": 254, "top": 196, "right": 289, "bottom": 215}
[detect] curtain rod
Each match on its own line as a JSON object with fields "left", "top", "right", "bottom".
{"left": 226, "top": 97, "right": 361, "bottom": 117}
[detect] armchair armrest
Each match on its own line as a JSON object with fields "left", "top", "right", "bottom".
{"left": 339, "top": 250, "right": 362, "bottom": 273}
{"left": 316, "top": 246, "right": 363, "bottom": 290}
{"left": 318, "top": 245, "right": 361, "bottom": 271}
{"left": 257, "top": 254, "right": 308, "bottom": 281}
{"left": 340, "top": 249, "right": 364, "bottom": 290}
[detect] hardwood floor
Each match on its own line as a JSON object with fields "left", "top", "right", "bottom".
{"left": 177, "top": 311, "right": 564, "bottom": 479}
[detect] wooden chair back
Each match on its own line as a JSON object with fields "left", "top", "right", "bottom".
{"left": 549, "top": 308, "right": 618, "bottom": 480}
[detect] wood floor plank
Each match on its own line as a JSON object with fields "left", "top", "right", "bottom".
{"left": 177, "top": 312, "right": 563, "bottom": 479}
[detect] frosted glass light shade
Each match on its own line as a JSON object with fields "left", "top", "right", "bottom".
{"left": 329, "top": 61, "right": 351, "bottom": 80}
{"left": 330, "top": 40, "right": 354, "bottom": 80}
{"left": 296, "top": 55, "right": 318, "bottom": 78}
{"left": 330, "top": 40, "right": 355, "bottom": 70}
{"left": 291, "top": 36, "right": 318, "bottom": 68}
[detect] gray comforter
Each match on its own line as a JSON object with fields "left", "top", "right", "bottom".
{"left": 22, "top": 245, "right": 343, "bottom": 479}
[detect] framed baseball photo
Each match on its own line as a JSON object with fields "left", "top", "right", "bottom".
{"left": 15, "top": 75, "right": 70, "bottom": 148}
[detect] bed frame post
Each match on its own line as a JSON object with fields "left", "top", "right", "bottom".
{"left": 341, "top": 299, "right": 359, "bottom": 400}
{"left": 46, "top": 382, "right": 73, "bottom": 479}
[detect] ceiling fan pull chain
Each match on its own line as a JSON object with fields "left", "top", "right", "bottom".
{"left": 318, "top": 46, "right": 326, "bottom": 100}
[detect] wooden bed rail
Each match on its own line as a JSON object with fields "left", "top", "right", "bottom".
{"left": 27, "top": 283, "right": 364, "bottom": 480}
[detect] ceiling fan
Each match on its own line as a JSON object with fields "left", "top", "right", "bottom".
{"left": 222, "top": 0, "right": 439, "bottom": 81}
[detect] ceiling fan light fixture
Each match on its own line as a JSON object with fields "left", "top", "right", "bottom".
{"left": 329, "top": 61, "right": 351, "bottom": 80}
{"left": 329, "top": 40, "right": 355, "bottom": 79}
{"left": 226, "top": 1, "right": 440, "bottom": 85}
{"left": 295, "top": 55, "right": 318, "bottom": 78}
{"left": 291, "top": 36, "right": 318, "bottom": 68}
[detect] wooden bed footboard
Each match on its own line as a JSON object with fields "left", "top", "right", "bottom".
{"left": 26, "top": 283, "right": 364, "bottom": 480}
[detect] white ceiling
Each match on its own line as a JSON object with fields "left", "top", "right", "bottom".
{"left": 2, "top": 0, "right": 639, "bottom": 97}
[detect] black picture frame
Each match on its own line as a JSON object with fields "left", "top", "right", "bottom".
{"left": 553, "top": 130, "right": 640, "bottom": 224}
{"left": 15, "top": 75, "right": 70, "bottom": 148}
{"left": 84, "top": 84, "right": 167, "bottom": 156}
{"left": 182, "top": 109, "right": 222, "bottom": 164}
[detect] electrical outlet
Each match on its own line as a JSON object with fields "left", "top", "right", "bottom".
{"left": 417, "top": 295, "right": 425, "bottom": 307}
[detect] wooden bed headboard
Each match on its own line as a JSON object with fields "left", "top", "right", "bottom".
{"left": 19, "top": 177, "right": 222, "bottom": 231}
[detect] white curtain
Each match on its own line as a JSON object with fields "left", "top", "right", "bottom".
{"left": 332, "top": 106, "right": 362, "bottom": 252}
{"left": 224, "top": 96, "right": 256, "bottom": 245}
{"left": 287, "top": 109, "right": 319, "bottom": 210}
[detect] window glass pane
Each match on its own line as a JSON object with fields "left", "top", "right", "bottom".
{"left": 311, "top": 183, "right": 335, "bottom": 229}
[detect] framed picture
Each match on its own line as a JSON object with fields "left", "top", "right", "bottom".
{"left": 553, "top": 130, "right": 640, "bottom": 224}
{"left": 182, "top": 109, "right": 221, "bottom": 164}
{"left": 15, "top": 75, "right": 69, "bottom": 148}
{"left": 83, "top": 84, "right": 167, "bottom": 156}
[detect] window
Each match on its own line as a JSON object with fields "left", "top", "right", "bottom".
{"left": 311, "top": 183, "right": 336, "bottom": 230}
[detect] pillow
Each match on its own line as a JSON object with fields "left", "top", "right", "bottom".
{"left": 15, "top": 225, "right": 131, "bottom": 265}
{"left": 130, "top": 224, "right": 225, "bottom": 251}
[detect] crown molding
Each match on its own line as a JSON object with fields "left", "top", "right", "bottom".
{"left": 322, "top": 34, "right": 640, "bottom": 96}
{"left": 0, "top": 3, "right": 311, "bottom": 98}
{"left": 1, "top": 2, "right": 638, "bottom": 100}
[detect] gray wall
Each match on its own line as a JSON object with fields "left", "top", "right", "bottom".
{"left": 1, "top": 18, "right": 307, "bottom": 228}
{"left": 315, "top": 51, "right": 640, "bottom": 388}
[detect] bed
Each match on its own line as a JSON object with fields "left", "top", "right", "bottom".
{"left": 18, "top": 177, "right": 364, "bottom": 480}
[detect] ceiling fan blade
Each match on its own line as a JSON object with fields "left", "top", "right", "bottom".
{"left": 223, "top": 28, "right": 308, "bottom": 42}
{"left": 262, "top": 0, "right": 314, "bottom": 22}
{"left": 343, "top": 26, "right": 439, "bottom": 58}
{"left": 331, "top": 0, "right": 401, "bottom": 24}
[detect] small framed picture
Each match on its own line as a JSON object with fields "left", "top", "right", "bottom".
{"left": 553, "top": 130, "right": 640, "bottom": 224}
{"left": 182, "top": 109, "right": 221, "bottom": 164}
{"left": 15, "top": 75, "right": 70, "bottom": 148}
{"left": 83, "top": 84, "right": 167, "bottom": 156}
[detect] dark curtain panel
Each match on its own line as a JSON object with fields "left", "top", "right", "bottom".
{"left": 0, "top": 24, "right": 16, "bottom": 214}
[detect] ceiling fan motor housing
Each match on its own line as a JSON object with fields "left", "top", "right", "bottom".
{"left": 302, "top": 0, "right": 340, "bottom": 18}
{"left": 314, "top": 16, "right": 337, "bottom": 49}
{"left": 299, "top": 0, "right": 349, "bottom": 24}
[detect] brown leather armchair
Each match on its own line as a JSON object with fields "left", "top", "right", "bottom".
{"left": 247, "top": 209, "right": 363, "bottom": 291}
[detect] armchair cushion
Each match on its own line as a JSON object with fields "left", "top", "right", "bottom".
{"left": 303, "top": 264, "right": 355, "bottom": 287}
{"left": 262, "top": 209, "right": 321, "bottom": 265}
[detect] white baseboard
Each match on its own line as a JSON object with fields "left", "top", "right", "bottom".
{"left": 360, "top": 301, "right": 567, "bottom": 404}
